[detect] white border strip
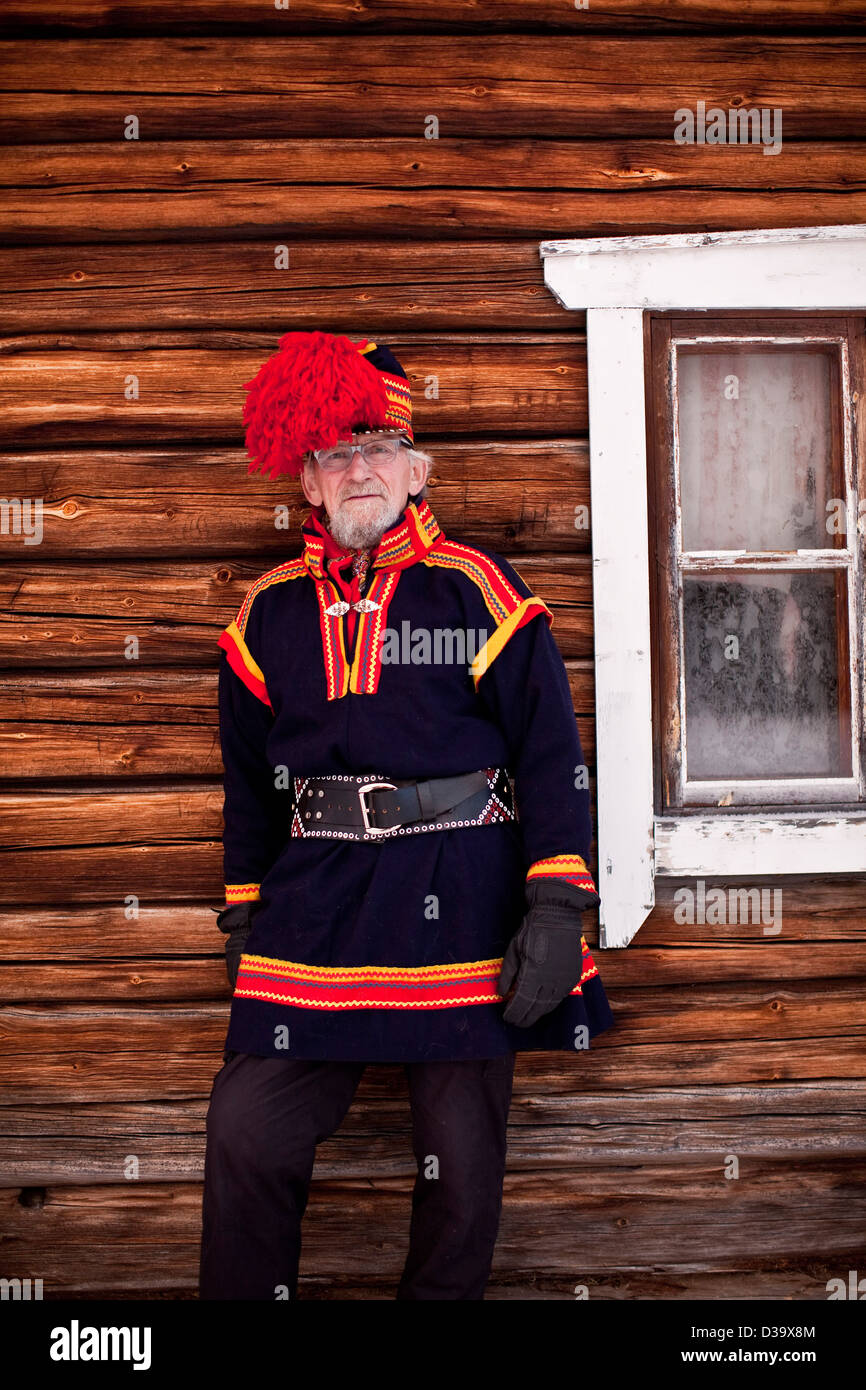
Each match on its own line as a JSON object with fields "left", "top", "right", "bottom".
{"left": 543, "top": 224, "right": 866, "bottom": 311}
{"left": 585, "top": 308, "right": 656, "bottom": 949}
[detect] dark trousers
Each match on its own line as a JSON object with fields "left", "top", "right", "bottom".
{"left": 199, "top": 1049, "right": 516, "bottom": 1301}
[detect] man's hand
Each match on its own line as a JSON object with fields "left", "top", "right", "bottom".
{"left": 498, "top": 877, "right": 597, "bottom": 1027}
{"left": 216, "top": 902, "right": 257, "bottom": 992}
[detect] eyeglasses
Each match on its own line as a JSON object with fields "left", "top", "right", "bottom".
{"left": 312, "top": 435, "right": 409, "bottom": 472}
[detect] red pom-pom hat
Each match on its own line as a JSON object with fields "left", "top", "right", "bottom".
{"left": 242, "top": 331, "right": 414, "bottom": 479}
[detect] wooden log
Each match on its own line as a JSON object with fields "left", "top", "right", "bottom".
{"left": 0, "top": 339, "right": 588, "bottom": 439}
{"left": 0, "top": 777, "right": 591, "bottom": 847}
{"left": 1, "top": 38, "right": 865, "bottom": 142}
{"left": 0, "top": 939, "right": 864, "bottom": 1005}
{"left": 0, "top": 708, "right": 596, "bottom": 777}
{"left": 1, "top": 141, "right": 864, "bottom": 244}
{"left": 2, "top": 186, "right": 865, "bottom": 243}
{"left": 0, "top": 842, "right": 225, "bottom": 903}
{"left": 0, "top": 661, "right": 595, "bottom": 723}
{"left": 5, "top": 139, "right": 865, "bottom": 195}
{"left": 0, "top": 722, "right": 228, "bottom": 778}
{"left": 0, "top": 615, "right": 227, "bottom": 667}
{"left": 4, "top": 0, "right": 866, "bottom": 34}
{"left": 0, "top": 785, "right": 226, "bottom": 847}
{"left": 287, "top": 1263, "right": 866, "bottom": 1301}
{"left": 0, "top": 554, "right": 592, "bottom": 625}
{"left": 4, "top": 875, "right": 864, "bottom": 959}
{"left": 0, "top": 440, "right": 593, "bottom": 557}
{"left": 0, "top": 237, "right": 572, "bottom": 332}
{"left": 0, "top": 669, "right": 220, "bottom": 723}
{"left": 3, "top": 1081, "right": 865, "bottom": 1185}
{"left": 1, "top": 1034, "right": 864, "bottom": 1101}
{"left": 0, "top": 607, "right": 590, "bottom": 666}
{"left": 3, "top": 1079, "right": 864, "bottom": 1136}
{"left": 1, "top": 1162, "right": 863, "bottom": 1285}
{"left": 0, "top": 906, "right": 226, "bottom": 957}
{"left": 21, "top": 1265, "right": 866, "bottom": 1302}
{"left": 0, "top": 556, "right": 595, "bottom": 665}
{"left": 2, "top": 977, "right": 863, "bottom": 1057}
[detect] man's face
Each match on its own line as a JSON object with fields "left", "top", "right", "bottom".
{"left": 300, "top": 431, "right": 429, "bottom": 550}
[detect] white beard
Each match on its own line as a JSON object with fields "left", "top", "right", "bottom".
{"left": 327, "top": 490, "right": 405, "bottom": 550}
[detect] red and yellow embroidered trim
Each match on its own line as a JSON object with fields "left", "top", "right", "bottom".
{"left": 349, "top": 570, "right": 400, "bottom": 694}
{"left": 422, "top": 541, "right": 553, "bottom": 685}
{"left": 314, "top": 570, "right": 402, "bottom": 700}
{"left": 234, "top": 944, "right": 600, "bottom": 1010}
{"left": 301, "top": 501, "right": 439, "bottom": 582}
{"left": 373, "top": 500, "right": 439, "bottom": 568}
{"left": 314, "top": 576, "right": 351, "bottom": 699}
{"left": 225, "top": 883, "right": 261, "bottom": 904}
{"left": 469, "top": 596, "right": 551, "bottom": 684}
{"left": 235, "top": 557, "right": 306, "bottom": 636}
{"left": 218, "top": 621, "right": 271, "bottom": 708}
{"left": 352, "top": 339, "right": 413, "bottom": 437}
{"left": 218, "top": 557, "right": 307, "bottom": 706}
{"left": 527, "top": 854, "right": 599, "bottom": 896}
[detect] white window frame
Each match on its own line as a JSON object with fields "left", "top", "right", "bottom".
{"left": 539, "top": 224, "right": 866, "bottom": 949}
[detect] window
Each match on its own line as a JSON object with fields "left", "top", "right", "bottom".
{"left": 646, "top": 313, "right": 865, "bottom": 809}
{"left": 540, "top": 227, "right": 866, "bottom": 947}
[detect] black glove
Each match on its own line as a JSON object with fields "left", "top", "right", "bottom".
{"left": 215, "top": 902, "right": 257, "bottom": 992}
{"left": 498, "top": 877, "right": 599, "bottom": 1028}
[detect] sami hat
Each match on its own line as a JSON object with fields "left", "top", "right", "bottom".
{"left": 242, "top": 330, "right": 414, "bottom": 480}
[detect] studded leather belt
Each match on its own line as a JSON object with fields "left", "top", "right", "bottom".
{"left": 289, "top": 767, "right": 516, "bottom": 841}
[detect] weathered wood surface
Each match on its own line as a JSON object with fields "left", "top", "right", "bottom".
{"left": 1, "top": 188, "right": 862, "bottom": 244}
{"left": 0, "top": 709, "right": 596, "bottom": 778}
{"left": 3, "top": 942, "right": 865, "bottom": 1001}
{"left": 0, "top": 239, "right": 573, "bottom": 332}
{"left": 3, "top": 1082, "right": 865, "bottom": 1185}
{"left": 0, "top": 557, "right": 595, "bottom": 665}
{"left": 3, "top": 877, "right": 865, "bottom": 955}
{"left": 5, "top": 0, "right": 866, "bottom": 34}
{"left": 13, "top": 1034, "right": 866, "bottom": 1101}
{"left": 24, "top": 1265, "right": 866, "bottom": 1302}
{"left": 2, "top": 975, "right": 864, "bottom": 1056}
{"left": 0, "top": 662, "right": 595, "bottom": 724}
{"left": 1, "top": 143, "right": 864, "bottom": 243}
{"left": 2, "top": 1162, "right": 864, "bottom": 1294}
{"left": 2, "top": 1, "right": 865, "bottom": 1306}
{"left": 2, "top": 39, "right": 865, "bottom": 144}
{"left": 7, "top": 140, "right": 865, "bottom": 196}
{"left": 0, "top": 441, "right": 593, "bottom": 557}
{"left": 0, "top": 339, "right": 588, "bottom": 440}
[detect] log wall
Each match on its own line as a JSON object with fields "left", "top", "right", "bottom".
{"left": 1, "top": 0, "right": 864, "bottom": 1299}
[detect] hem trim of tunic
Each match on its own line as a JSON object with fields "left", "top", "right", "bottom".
{"left": 233, "top": 940, "right": 600, "bottom": 1010}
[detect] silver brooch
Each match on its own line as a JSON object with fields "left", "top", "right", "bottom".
{"left": 324, "top": 598, "right": 381, "bottom": 616}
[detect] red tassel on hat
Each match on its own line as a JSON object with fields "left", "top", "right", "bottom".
{"left": 242, "top": 331, "right": 391, "bottom": 480}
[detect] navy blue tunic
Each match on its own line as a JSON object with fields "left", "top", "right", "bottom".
{"left": 216, "top": 495, "right": 614, "bottom": 1062}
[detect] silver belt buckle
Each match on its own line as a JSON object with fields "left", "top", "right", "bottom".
{"left": 358, "top": 780, "right": 398, "bottom": 837}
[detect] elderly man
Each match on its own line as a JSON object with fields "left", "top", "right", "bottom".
{"left": 199, "top": 331, "right": 613, "bottom": 1301}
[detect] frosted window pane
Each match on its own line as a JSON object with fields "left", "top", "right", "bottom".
{"left": 683, "top": 571, "right": 848, "bottom": 779}
{"left": 677, "top": 349, "right": 833, "bottom": 551}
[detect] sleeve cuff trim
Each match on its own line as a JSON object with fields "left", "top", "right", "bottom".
{"left": 225, "top": 883, "right": 261, "bottom": 903}
{"left": 526, "top": 854, "right": 598, "bottom": 895}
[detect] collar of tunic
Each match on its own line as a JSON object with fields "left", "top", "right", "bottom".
{"left": 300, "top": 494, "right": 442, "bottom": 580}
